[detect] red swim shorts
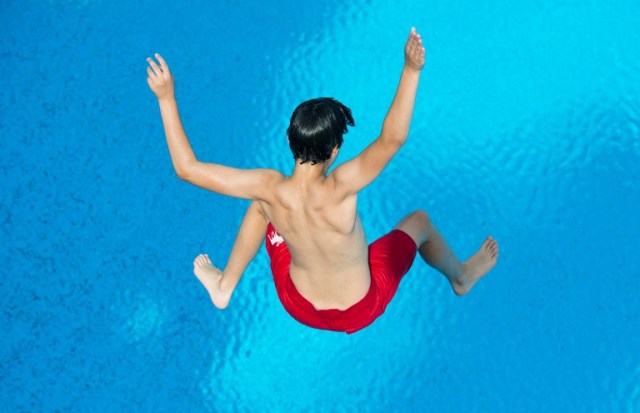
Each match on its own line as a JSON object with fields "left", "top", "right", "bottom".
{"left": 265, "top": 223, "right": 418, "bottom": 334}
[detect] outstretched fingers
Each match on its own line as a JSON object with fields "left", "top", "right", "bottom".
{"left": 146, "top": 53, "right": 172, "bottom": 79}
{"left": 411, "top": 30, "right": 424, "bottom": 56}
{"left": 146, "top": 68, "right": 155, "bottom": 83}
{"left": 404, "top": 27, "right": 426, "bottom": 70}
{"left": 155, "top": 53, "right": 169, "bottom": 72}
{"left": 146, "top": 52, "right": 175, "bottom": 99}
{"left": 407, "top": 26, "right": 416, "bottom": 44}
{"left": 147, "top": 56, "right": 162, "bottom": 76}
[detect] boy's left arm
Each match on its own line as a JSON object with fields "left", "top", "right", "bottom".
{"left": 147, "top": 53, "right": 279, "bottom": 200}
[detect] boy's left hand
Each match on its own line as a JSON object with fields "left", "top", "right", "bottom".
{"left": 146, "top": 53, "right": 174, "bottom": 100}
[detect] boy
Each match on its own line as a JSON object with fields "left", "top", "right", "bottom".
{"left": 147, "top": 28, "right": 498, "bottom": 334}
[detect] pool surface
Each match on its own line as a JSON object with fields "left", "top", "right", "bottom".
{"left": 2, "top": 0, "right": 639, "bottom": 411}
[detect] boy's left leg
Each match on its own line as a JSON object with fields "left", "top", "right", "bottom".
{"left": 193, "top": 201, "right": 268, "bottom": 309}
{"left": 394, "top": 210, "right": 498, "bottom": 296}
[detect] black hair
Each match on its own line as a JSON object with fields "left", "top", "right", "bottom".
{"left": 287, "top": 97, "right": 355, "bottom": 165}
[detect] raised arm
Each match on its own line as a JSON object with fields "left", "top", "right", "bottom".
{"left": 332, "top": 28, "right": 426, "bottom": 194}
{"left": 146, "top": 53, "right": 280, "bottom": 200}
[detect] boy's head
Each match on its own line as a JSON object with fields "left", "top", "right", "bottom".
{"left": 287, "top": 97, "right": 355, "bottom": 165}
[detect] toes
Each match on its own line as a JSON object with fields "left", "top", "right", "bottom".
{"left": 194, "top": 254, "right": 215, "bottom": 267}
{"left": 489, "top": 241, "right": 499, "bottom": 259}
{"left": 491, "top": 240, "right": 499, "bottom": 254}
{"left": 194, "top": 254, "right": 206, "bottom": 266}
{"left": 482, "top": 237, "right": 499, "bottom": 258}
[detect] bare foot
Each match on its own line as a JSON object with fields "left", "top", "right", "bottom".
{"left": 453, "top": 237, "right": 499, "bottom": 296}
{"left": 193, "top": 254, "right": 231, "bottom": 309}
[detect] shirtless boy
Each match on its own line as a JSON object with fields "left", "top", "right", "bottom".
{"left": 147, "top": 28, "right": 499, "bottom": 334}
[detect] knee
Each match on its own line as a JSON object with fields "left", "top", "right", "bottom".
{"left": 410, "top": 210, "right": 430, "bottom": 226}
{"left": 395, "top": 210, "right": 431, "bottom": 245}
{"left": 406, "top": 210, "right": 431, "bottom": 232}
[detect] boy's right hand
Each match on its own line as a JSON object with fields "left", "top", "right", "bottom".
{"left": 146, "top": 53, "right": 175, "bottom": 101}
{"left": 404, "top": 28, "right": 426, "bottom": 72}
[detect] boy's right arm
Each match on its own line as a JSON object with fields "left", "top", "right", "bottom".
{"left": 332, "top": 28, "right": 426, "bottom": 194}
{"left": 147, "top": 53, "right": 281, "bottom": 201}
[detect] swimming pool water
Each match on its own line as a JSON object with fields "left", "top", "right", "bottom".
{"left": 2, "top": 0, "right": 639, "bottom": 411}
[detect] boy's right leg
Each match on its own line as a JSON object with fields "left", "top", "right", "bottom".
{"left": 394, "top": 210, "right": 499, "bottom": 296}
{"left": 193, "top": 201, "right": 268, "bottom": 309}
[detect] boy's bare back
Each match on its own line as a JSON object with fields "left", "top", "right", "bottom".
{"left": 255, "top": 168, "right": 370, "bottom": 310}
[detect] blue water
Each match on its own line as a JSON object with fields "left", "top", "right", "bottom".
{"left": 2, "top": 1, "right": 639, "bottom": 411}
